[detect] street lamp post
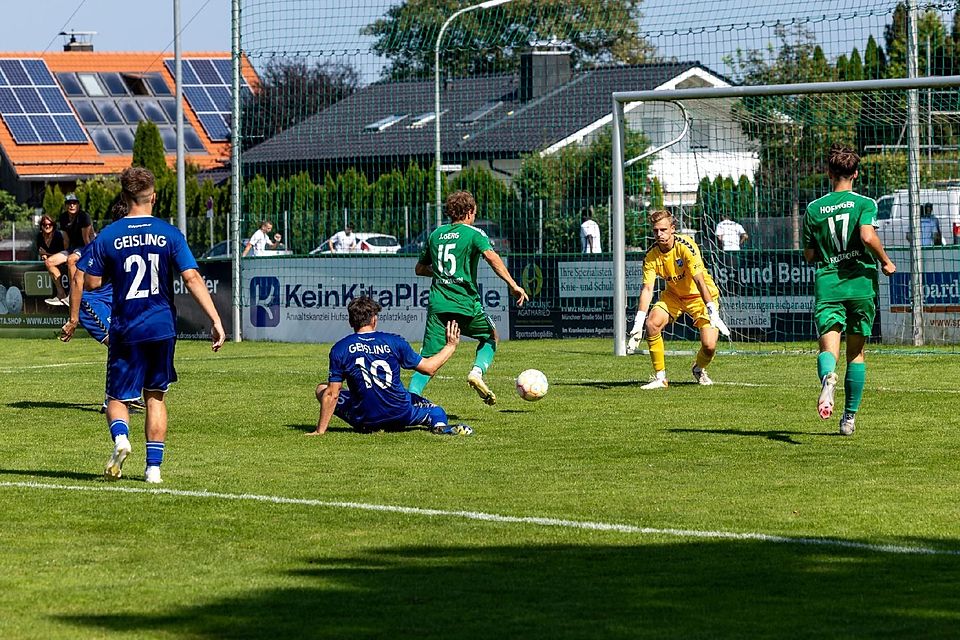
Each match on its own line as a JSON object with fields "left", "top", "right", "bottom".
{"left": 434, "top": 0, "right": 514, "bottom": 227}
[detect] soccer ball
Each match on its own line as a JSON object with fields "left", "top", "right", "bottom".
{"left": 516, "top": 369, "right": 549, "bottom": 402}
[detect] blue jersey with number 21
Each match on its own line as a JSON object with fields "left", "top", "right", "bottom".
{"left": 328, "top": 331, "right": 423, "bottom": 426}
{"left": 84, "top": 216, "right": 197, "bottom": 344}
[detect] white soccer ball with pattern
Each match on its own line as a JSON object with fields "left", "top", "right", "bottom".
{"left": 516, "top": 369, "right": 549, "bottom": 402}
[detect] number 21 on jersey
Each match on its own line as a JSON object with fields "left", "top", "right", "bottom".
{"left": 124, "top": 253, "right": 160, "bottom": 300}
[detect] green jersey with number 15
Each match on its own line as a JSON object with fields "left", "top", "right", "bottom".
{"left": 803, "top": 190, "right": 879, "bottom": 302}
{"left": 421, "top": 223, "right": 493, "bottom": 314}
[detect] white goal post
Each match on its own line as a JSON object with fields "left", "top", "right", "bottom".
{"left": 610, "top": 74, "right": 960, "bottom": 355}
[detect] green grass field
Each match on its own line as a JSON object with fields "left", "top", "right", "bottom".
{"left": 1, "top": 336, "right": 959, "bottom": 639}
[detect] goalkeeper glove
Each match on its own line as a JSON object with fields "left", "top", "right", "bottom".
{"left": 627, "top": 310, "right": 646, "bottom": 354}
{"left": 705, "top": 302, "right": 730, "bottom": 337}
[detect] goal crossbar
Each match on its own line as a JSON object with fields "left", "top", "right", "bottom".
{"left": 610, "top": 75, "right": 960, "bottom": 355}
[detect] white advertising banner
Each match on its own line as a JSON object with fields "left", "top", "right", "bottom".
{"left": 241, "top": 257, "right": 510, "bottom": 343}
{"left": 879, "top": 248, "right": 960, "bottom": 344}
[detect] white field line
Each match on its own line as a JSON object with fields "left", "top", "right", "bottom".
{"left": 2, "top": 480, "right": 957, "bottom": 557}
{"left": 0, "top": 354, "right": 267, "bottom": 374}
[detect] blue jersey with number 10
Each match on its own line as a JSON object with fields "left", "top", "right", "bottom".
{"left": 328, "top": 331, "right": 423, "bottom": 426}
{"left": 84, "top": 216, "right": 197, "bottom": 344}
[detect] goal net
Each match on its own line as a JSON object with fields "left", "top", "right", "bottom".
{"left": 611, "top": 78, "right": 960, "bottom": 353}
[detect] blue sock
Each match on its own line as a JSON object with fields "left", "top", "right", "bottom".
{"left": 109, "top": 420, "right": 129, "bottom": 441}
{"left": 145, "top": 441, "right": 165, "bottom": 467}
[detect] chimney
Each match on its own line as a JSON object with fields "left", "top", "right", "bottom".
{"left": 60, "top": 31, "right": 96, "bottom": 52}
{"left": 520, "top": 48, "right": 571, "bottom": 102}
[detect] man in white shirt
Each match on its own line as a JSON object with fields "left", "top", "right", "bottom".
{"left": 580, "top": 207, "right": 602, "bottom": 254}
{"left": 242, "top": 220, "right": 282, "bottom": 257}
{"left": 715, "top": 214, "right": 748, "bottom": 251}
{"left": 328, "top": 223, "right": 359, "bottom": 253}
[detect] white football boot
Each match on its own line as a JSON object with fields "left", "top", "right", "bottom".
{"left": 839, "top": 411, "right": 856, "bottom": 436}
{"left": 817, "top": 372, "right": 839, "bottom": 420}
{"left": 692, "top": 365, "right": 714, "bottom": 386}
{"left": 104, "top": 435, "right": 131, "bottom": 481}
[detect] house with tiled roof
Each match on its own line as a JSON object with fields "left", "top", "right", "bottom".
{"left": 0, "top": 46, "right": 258, "bottom": 204}
{"left": 243, "top": 53, "right": 758, "bottom": 207}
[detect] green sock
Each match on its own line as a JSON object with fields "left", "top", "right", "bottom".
{"left": 474, "top": 340, "right": 496, "bottom": 374}
{"left": 844, "top": 362, "right": 866, "bottom": 413}
{"left": 409, "top": 371, "right": 430, "bottom": 395}
{"left": 817, "top": 352, "right": 837, "bottom": 381}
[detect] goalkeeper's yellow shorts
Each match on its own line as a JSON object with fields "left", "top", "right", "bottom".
{"left": 653, "top": 290, "right": 719, "bottom": 329}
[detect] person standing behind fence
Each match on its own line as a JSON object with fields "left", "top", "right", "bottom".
{"left": 327, "top": 222, "right": 359, "bottom": 253}
{"left": 242, "top": 220, "right": 282, "bottom": 257}
{"left": 803, "top": 144, "right": 896, "bottom": 436}
{"left": 715, "top": 213, "right": 748, "bottom": 251}
{"left": 84, "top": 167, "right": 225, "bottom": 483}
{"left": 580, "top": 207, "right": 602, "bottom": 253}
{"left": 37, "top": 215, "right": 70, "bottom": 304}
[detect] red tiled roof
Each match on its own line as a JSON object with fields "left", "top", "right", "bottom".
{"left": 0, "top": 51, "right": 258, "bottom": 179}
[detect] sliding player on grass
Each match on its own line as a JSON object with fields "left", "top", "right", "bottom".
{"left": 803, "top": 144, "right": 896, "bottom": 435}
{"left": 311, "top": 296, "right": 472, "bottom": 436}
{"left": 629, "top": 209, "right": 730, "bottom": 389}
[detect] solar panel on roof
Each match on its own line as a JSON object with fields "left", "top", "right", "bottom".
{"left": 13, "top": 87, "right": 44, "bottom": 113}
{"left": 0, "top": 59, "right": 87, "bottom": 144}
{"left": 145, "top": 73, "right": 171, "bottom": 96}
{"left": 54, "top": 115, "right": 87, "bottom": 142}
{"left": 72, "top": 100, "right": 100, "bottom": 124}
{"left": 142, "top": 100, "right": 167, "bottom": 124}
{"left": 113, "top": 127, "right": 135, "bottom": 152}
{"left": 101, "top": 73, "right": 129, "bottom": 97}
{"left": 88, "top": 127, "right": 118, "bottom": 152}
{"left": 4, "top": 115, "right": 38, "bottom": 143}
{"left": 30, "top": 114, "right": 63, "bottom": 143}
{"left": 57, "top": 73, "right": 84, "bottom": 96}
{"left": 184, "top": 127, "right": 205, "bottom": 152}
{"left": 117, "top": 100, "right": 142, "bottom": 124}
{"left": 0, "top": 88, "right": 22, "bottom": 114}
{"left": 0, "top": 60, "right": 30, "bottom": 85}
{"left": 95, "top": 101, "right": 123, "bottom": 125}
{"left": 165, "top": 58, "right": 247, "bottom": 142}
{"left": 22, "top": 60, "right": 54, "bottom": 85}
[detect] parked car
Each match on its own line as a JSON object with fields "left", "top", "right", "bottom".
{"left": 309, "top": 232, "right": 402, "bottom": 255}
{"left": 398, "top": 220, "right": 512, "bottom": 255}
{"left": 199, "top": 239, "right": 292, "bottom": 259}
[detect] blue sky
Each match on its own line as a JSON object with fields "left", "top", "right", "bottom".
{"left": 0, "top": 0, "right": 233, "bottom": 53}
{"left": 0, "top": 0, "right": 906, "bottom": 83}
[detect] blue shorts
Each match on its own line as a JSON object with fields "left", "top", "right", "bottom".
{"left": 79, "top": 296, "right": 111, "bottom": 344}
{"left": 335, "top": 390, "right": 448, "bottom": 433}
{"left": 106, "top": 338, "right": 177, "bottom": 402}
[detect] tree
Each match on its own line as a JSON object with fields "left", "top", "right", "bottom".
{"left": 363, "top": 0, "right": 653, "bottom": 81}
{"left": 242, "top": 58, "right": 359, "bottom": 149}
{"left": 0, "top": 188, "right": 32, "bottom": 223}
{"left": 132, "top": 121, "right": 170, "bottom": 178}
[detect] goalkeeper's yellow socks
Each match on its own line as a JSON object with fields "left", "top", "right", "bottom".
{"left": 695, "top": 348, "right": 714, "bottom": 371}
{"left": 844, "top": 362, "right": 866, "bottom": 413}
{"left": 646, "top": 333, "right": 665, "bottom": 373}
{"left": 817, "top": 351, "right": 837, "bottom": 381}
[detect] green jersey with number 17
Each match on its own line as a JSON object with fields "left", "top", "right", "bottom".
{"left": 421, "top": 223, "right": 493, "bottom": 315}
{"left": 803, "top": 190, "right": 879, "bottom": 302}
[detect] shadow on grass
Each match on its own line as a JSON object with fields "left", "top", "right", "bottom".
{"left": 0, "top": 468, "right": 102, "bottom": 481}
{"left": 557, "top": 380, "right": 702, "bottom": 389}
{"left": 6, "top": 400, "right": 101, "bottom": 413}
{"left": 667, "top": 427, "right": 836, "bottom": 445}
{"left": 59, "top": 541, "right": 960, "bottom": 638}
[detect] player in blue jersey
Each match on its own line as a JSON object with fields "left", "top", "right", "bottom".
{"left": 59, "top": 198, "right": 144, "bottom": 412}
{"left": 84, "top": 167, "right": 225, "bottom": 483}
{"left": 310, "top": 296, "right": 472, "bottom": 436}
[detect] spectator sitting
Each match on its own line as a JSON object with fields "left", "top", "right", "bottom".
{"left": 44, "top": 193, "right": 94, "bottom": 305}
{"left": 37, "top": 214, "right": 70, "bottom": 304}
{"left": 242, "top": 220, "right": 283, "bottom": 257}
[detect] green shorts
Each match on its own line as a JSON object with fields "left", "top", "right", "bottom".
{"left": 814, "top": 298, "right": 876, "bottom": 337}
{"left": 420, "top": 307, "right": 496, "bottom": 357}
